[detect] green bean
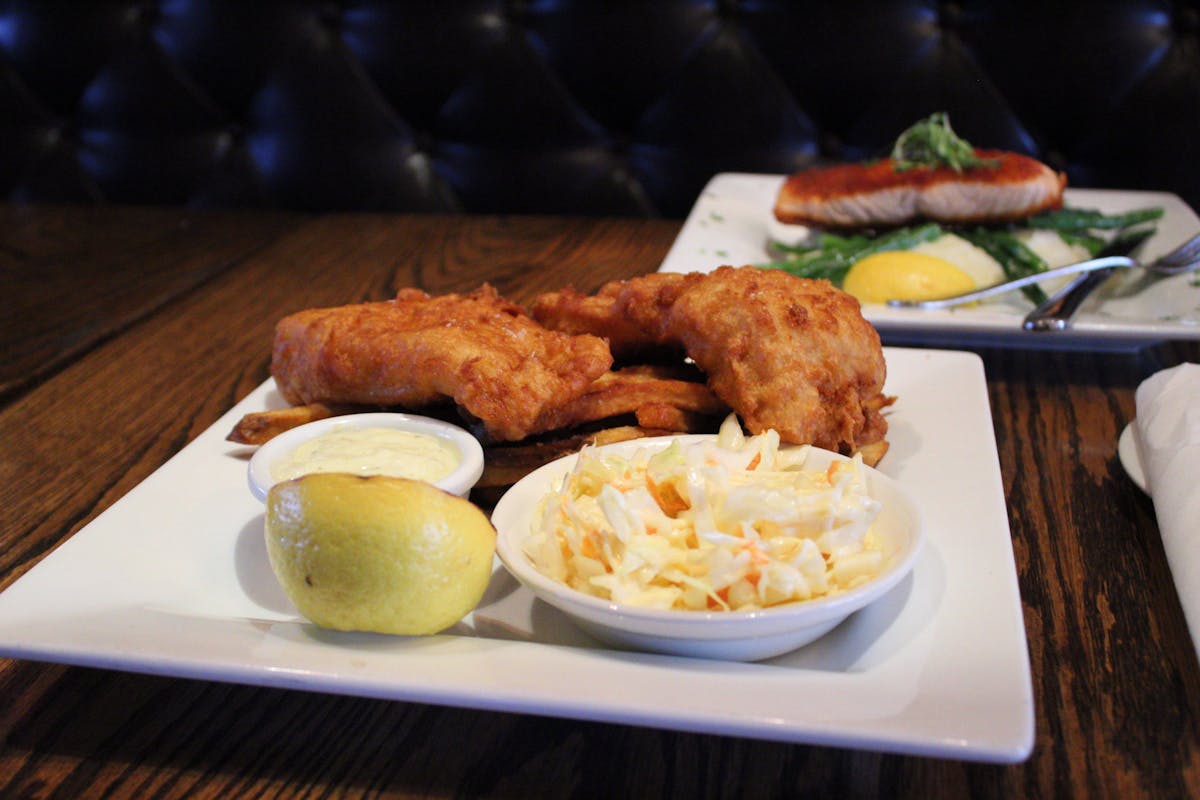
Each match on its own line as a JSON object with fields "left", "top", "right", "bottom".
{"left": 958, "top": 229, "right": 1050, "bottom": 304}
{"left": 1027, "top": 207, "right": 1164, "bottom": 231}
{"left": 759, "top": 249, "right": 857, "bottom": 282}
{"left": 1057, "top": 230, "right": 1106, "bottom": 256}
{"left": 1106, "top": 226, "right": 1156, "bottom": 253}
{"left": 760, "top": 208, "right": 1163, "bottom": 303}
{"left": 763, "top": 224, "right": 944, "bottom": 283}
{"left": 863, "top": 223, "right": 946, "bottom": 253}
{"left": 818, "top": 232, "right": 874, "bottom": 253}
{"left": 767, "top": 240, "right": 820, "bottom": 255}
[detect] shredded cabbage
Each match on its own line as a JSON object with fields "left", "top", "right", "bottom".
{"left": 524, "top": 415, "right": 885, "bottom": 611}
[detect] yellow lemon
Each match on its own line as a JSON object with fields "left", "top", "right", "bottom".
{"left": 842, "top": 250, "right": 976, "bottom": 304}
{"left": 265, "top": 473, "right": 496, "bottom": 635}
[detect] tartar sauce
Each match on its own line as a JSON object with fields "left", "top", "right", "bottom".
{"left": 272, "top": 427, "right": 460, "bottom": 483}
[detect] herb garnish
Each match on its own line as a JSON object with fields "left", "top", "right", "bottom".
{"left": 890, "top": 112, "right": 996, "bottom": 173}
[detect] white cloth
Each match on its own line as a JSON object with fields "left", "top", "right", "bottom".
{"left": 1135, "top": 363, "right": 1200, "bottom": 663}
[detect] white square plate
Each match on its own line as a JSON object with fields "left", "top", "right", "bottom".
{"left": 0, "top": 347, "right": 1034, "bottom": 763}
{"left": 660, "top": 173, "right": 1200, "bottom": 348}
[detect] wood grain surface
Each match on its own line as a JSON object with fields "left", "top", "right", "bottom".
{"left": 1, "top": 205, "right": 1198, "bottom": 798}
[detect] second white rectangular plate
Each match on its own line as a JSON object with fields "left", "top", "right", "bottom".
{"left": 0, "top": 347, "right": 1034, "bottom": 763}
{"left": 660, "top": 173, "right": 1200, "bottom": 347}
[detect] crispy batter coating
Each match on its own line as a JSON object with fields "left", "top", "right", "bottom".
{"left": 529, "top": 282, "right": 665, "bottom": 360}
{"left": 533, "top": 266, "right": 890, "bottom": 455}
{"left": 270, "top": 285, "right": 613, "bottom": 442}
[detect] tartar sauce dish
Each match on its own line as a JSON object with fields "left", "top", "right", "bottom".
{"left": 247, "top": 412, "right": 484, "bottom": 501}
{"left": 492, "top": 419, "right": 924, "bottom": 661}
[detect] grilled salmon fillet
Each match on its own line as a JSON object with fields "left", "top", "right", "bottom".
{"left": 774, "top": 149, "right": 1066, "bottom": 229}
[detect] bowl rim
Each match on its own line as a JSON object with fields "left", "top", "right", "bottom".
{"left": 246, "top": 411, "right": 484, "bottom": 501}
{"left": 492, "top": 434, "right": 924, "bottom": 636}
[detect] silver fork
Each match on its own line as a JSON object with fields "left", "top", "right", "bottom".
{"left": 1024, "top": 232, "right": 1200, "bottom": 330}
{"left": 886, "top": 232, "right": 1200, "bottom": 311}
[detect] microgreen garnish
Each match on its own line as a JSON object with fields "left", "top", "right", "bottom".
{"left": 890, "top": 112, "right": 996, "bottom": 173}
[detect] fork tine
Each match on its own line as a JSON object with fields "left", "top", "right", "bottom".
{"left": 1157, "top": 233, "right": 1200, "bottom": 266}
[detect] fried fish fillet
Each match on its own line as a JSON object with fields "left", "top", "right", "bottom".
{"left": 270, "top": 285, "right": 613, "bottom": 442}
{"left": 532, "top": 266, "right": 890, "bottom": 457}
{"left": 529, "top": 282, "right": 665, "bottom": 360}
{"left": 774, "top": 150, "right": 1066, "bottom": 229}
{"left": 530, "top": 274, "right": 696, "bottom": 362}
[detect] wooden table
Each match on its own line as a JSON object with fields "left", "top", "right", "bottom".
{"left": 2, "top": 204, "right": 1198, "bottom": 798}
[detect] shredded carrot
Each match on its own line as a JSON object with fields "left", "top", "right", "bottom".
{"left": 646, "top": 474, "right": 689, "bottom": 517}
{"left": 580, "top": 534, "right": 600, "bottom": 560}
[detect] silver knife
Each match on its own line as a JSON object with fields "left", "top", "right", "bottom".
{"left": 1022, "top": 268, "right": 1115, "bottom": 331}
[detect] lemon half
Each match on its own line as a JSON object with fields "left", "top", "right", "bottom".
{"left": 265, "top": 473, "right": 496, "bottom": 635}
{"left": 843, "top": 250, "right": 976, "bottom": 304}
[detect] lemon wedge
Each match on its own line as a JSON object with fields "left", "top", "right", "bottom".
{"left": 265, "top": 473, "right": 496, "bottom": 635}
{"left": 843, "top": 251, "right": 976, "bottom": 304}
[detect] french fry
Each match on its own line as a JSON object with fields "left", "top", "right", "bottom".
{"left": 477, "top": 425, "right": 675, "bottom": 489}
{"left": 635, "top": 402, "right": 723, "bottom": 433}
{"left": 226, "top": 403, "right": 354, "bottom": 445}
{"left": 527, "top": 365, "right": 726, "bottom": 436}
{"left": 855, "top": 440, "right": 889, "bottom": 467}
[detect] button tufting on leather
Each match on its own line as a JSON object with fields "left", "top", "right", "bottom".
{"left": 0, "top": 0, "right": 1197, "bottom": 216}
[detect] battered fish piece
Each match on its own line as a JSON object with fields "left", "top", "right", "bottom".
{"left": 529, "top": 282, "right": 669, "bottom": 360}
{"left": 532, "top": 275, "right": 691, "bottom": 362}
{"left": 271, "top": 285, "right": 613, "bottom": 442}
{"left": 532, "top": 267, "right": 890, "bottom": 457}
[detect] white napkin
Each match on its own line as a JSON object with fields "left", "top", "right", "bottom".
{"left": 1135, "top": 363, "right": 1200, "bottom": 663}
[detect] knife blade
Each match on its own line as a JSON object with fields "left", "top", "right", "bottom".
{"left": 1022, "top": 268, "right": 1114, "bottom": 331}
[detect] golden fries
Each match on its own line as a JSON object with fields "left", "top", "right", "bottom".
{"left": 477, "top": 425, "right": 675, "bottom": 490}
{"left": 226, "top": 403, "right": 354, "bottom": 445}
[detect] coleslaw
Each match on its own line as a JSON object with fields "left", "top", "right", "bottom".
{"left": 524, "top": 415, "right": 885, "bottom": 612}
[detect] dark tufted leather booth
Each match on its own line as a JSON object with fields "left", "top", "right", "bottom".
{"left": 3, "top": 0, "right": 1199, "bottom": 218}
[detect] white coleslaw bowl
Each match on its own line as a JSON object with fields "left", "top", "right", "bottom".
{"left": 246, "top": 412, "right": 484, "bottom": 501}
{"left": 492, "top": 435, "right": 924, "bottom": 662}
